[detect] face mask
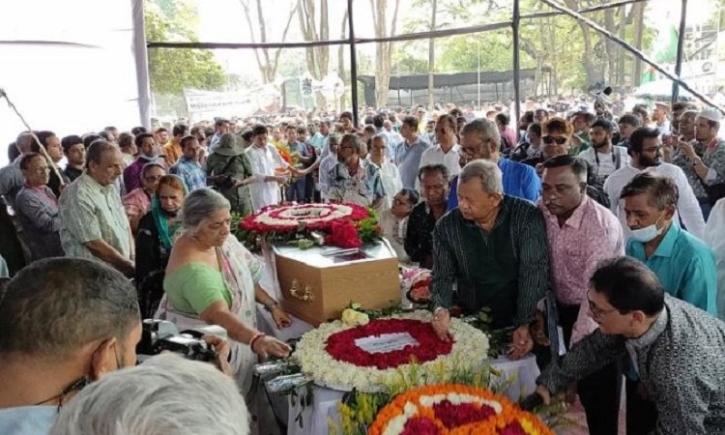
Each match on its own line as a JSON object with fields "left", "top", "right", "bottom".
{"left": 630, "top": 216, "right": 663, "bottom": 243}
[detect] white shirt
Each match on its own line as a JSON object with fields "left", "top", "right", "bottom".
{"left": 418, "top": 144, "right": 461, "bottom": 189}
{"left": 578, "top": 145, "right": 629, "bottom": 179}
{"left": 245, "top": 144, "right": 288, "bottom": 212}
{"left": 318, "top": 153, "right": 339, "bottom": 199}
{"left": 380, "top": 209, "right": 410, "bottom": 263}
{"left": 704, "top": 198, "right": 725, "bottom": 320}
{"left": 603, "top": 163, "right": 706, "bottom": 239}
{"left": 369, "top": 158, "right": 403, "bottom": 211}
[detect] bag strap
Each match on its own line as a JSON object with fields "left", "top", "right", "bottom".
{"left": 214, "top": 155, "right": 237, "bottom": 176}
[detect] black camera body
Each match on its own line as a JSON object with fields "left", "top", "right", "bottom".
{"left": 137, "top": 319, "right": 220, "bottom": 363}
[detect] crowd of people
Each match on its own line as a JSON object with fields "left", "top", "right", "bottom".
{"left": 1, "top": 95, "right": 725, "bottom": 434}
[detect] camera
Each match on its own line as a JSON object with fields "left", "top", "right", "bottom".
{"left": 137, "top": 319, "right": 225, "bottom": 363}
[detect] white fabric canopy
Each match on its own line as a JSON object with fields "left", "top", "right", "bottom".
{"left": 0, "top": 0, "right": 149, "bottom": 166}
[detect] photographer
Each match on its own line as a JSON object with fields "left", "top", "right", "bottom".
{"left": 49, "top": 354, "right": 248, "bottom": 435}
{"left": 0, "top": 258, "right": 231, "bottom": 435}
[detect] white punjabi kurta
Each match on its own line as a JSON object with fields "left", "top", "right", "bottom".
{"left": 245, "top": 144, "right": 289, "bottom": 212}
{"left": 704, "top": 198, "right": 725, "bottom": 321}
{"left": 370, "top": 159, "right": 403, "bottom": 211}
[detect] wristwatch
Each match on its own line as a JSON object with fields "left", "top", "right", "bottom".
{"left": 264, "top": 301, "right": 280, "bottom": 312}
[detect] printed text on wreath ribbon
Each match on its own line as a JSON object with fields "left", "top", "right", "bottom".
{"left": 354, "top": 333, "right": 420, "bottom": 354}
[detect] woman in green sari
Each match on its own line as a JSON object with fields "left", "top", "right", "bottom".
{"left": 205, "top": 133, "right": 255, "bottom": 216}
{"left": 157, "top": 188, "right": 291, "bottom": 395}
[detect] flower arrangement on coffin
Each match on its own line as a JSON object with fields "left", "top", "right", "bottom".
{"left": 236, "top": 202, "right": 382, "bottom": 250}
{"left": 367, "top": 384, "right": 555, "bottom": 435}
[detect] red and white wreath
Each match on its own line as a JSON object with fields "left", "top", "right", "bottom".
{"left": 293, "top": 311, "right": 490, "bottom": 392}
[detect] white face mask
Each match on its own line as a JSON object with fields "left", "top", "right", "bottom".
{"left": 629, "top": 216, "right": 663, "bottom": 243}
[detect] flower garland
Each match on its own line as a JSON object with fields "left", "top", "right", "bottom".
{"left": 237, "top": 203, "right": 381, "bottom": 249}
{"left": 368, "top": 384, "right": 555, "bottom": 435}
{"left": 294, "top": 310, "right": 489, "bottom": 393}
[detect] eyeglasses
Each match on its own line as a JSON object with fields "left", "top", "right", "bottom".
{"left": 588, "top": 299, "right": 618, "bottom": 320}
{"left": 542, "top": 136, "right": 568, "bottom": 145}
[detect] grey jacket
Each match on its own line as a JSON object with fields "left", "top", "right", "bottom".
{"left": 15, "top": 185, "right": 64, "bottom": 260}
{"left": 539, "top": 295, "right": 725, "bottom": 434}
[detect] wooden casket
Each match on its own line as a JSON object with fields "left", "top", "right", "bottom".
{"left": 273, "top": 240, "right": 400, "bottom": 326}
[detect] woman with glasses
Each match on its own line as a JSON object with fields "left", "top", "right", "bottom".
{"left": 14, "top": 153, "right": 64, "bottom": 260}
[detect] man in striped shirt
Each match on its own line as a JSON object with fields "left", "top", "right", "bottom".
{"left": 431, "top": 159, "right": 549, "bottom": 360}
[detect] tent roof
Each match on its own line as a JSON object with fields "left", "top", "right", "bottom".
{"left": 358, "top": 67, "right": 549, "bottom": 90}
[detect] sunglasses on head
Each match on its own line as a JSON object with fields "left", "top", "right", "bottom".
{"left": 542, "top": 136, "right": 568, "bottom": 145}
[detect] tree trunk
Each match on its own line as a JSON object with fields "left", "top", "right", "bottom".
{"left": 428, "top": 0, "right": 438, "bottom": 110}
{"left": 547, "top": 14, "right": 558, "bottom": 95}
{"left": 632, "top": 1, "right": 646, "bottom": 86}
{"left": 617, "top": 4, "right": 627, "bottom": 85}
{"left": 338, "top": 7, "right": 349, "bottom": 111}
{"left": 373, "top": 0, "right": 389, "bottom": 107}
{"left": 604, "top": 8, "right": 617, "bottom": 83}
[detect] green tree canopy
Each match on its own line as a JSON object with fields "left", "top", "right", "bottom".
{"left": 145, "top": 0, "right": 226, "bottom": 95}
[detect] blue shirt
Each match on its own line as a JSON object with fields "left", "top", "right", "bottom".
{"left": 0, "top": 406, "right": 56, "bottom": 435}
{"left": 170, "top": 157, "right": 207, "bottom": 192}
{"left": 394, "top": 137, "right": 430, "bottom": 190}
{"left": 626, "top": 223, "right": 718, "bottom": 315}
{"left": 448, "top": 158, "right": 541, "bottom": 210}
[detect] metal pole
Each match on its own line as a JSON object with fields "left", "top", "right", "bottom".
{"left": 672, "top": 0, "right": 688, "bottom": 104}
{"left": 539, "top": 0, "right": 725, "bottom": 115}
{"left": 347, "top": 0, "right": 359, "bottom": 128}
{"left": 512, "top": 0, "right": 522, "bottom": 140}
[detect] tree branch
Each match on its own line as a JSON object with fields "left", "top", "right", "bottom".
{"left": 272, "top": 1, "right": 299, "bottom": 79}
{"left": 239, "top": 0, "right": 264, "bottom": 75}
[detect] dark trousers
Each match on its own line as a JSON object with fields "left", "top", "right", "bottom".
{"left": 626, "top": 378, "right": 658, "bottom": 435}
{"left": 558, "top": 303, "right": 621, "bottom": 435}
{"left": 286, "top": 178, "right": 306, "bottom": 203}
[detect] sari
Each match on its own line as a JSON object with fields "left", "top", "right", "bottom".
{"left": 156, "top": 235, "right": 262, "bottom": 394}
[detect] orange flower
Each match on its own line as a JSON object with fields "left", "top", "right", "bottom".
{"left": 367, "top": 384, "right": 554, "bottom": 435}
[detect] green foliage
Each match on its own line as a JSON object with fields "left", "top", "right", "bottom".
{"left": 145, "top": 0, "right": 226, "bottom": 95}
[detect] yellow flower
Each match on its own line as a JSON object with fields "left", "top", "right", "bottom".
{"left": 341, "top": 308, "right": 370, "bottom": 327}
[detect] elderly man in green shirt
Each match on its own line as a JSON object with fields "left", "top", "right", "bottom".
{"left": 60, "top": 141, "right": 135, "bottom": 278}
{"left": 430, "top": 159, "right": 549, "bottom": 360}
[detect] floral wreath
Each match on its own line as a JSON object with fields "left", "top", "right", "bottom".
{"left": 238, "top": 203, "right": 380, "bottom": 248}
{"left": 293, "top": 311, "right": 489, "bottom": 393}
{"left": 368, "top": 384, "right": 555, "bottom": 435}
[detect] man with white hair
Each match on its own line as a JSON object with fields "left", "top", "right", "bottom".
{"left": 48, "top": 354, "right": 249, "bottom": 435}
{"left": 449, "top": 118, "right": 540, "bottom": 209}
{"left": 430, "top": 159, "right": 549, "bottom": 361}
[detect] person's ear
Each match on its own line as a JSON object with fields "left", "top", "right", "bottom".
{"left": 90, "top": 337, "right": 118, "bottom": 381}
{"left": 489, "top": 192, "right": 504, "bottom": 206}
{"left": 664, "top": 204, "right": 677, "bottom": 221}
{"left": 488, "top": 140, "right": 498, "bottom": 154}
{"left": 631, "top": 310, "right": 646, "bottom": 326}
